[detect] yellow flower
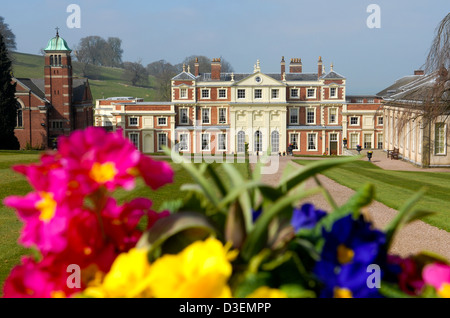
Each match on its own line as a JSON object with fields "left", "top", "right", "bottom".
{"left": 246, "top": 286, "right": 288, "bottom": 298}
{"left": 147, "top": 237, "right": 237, "bottom": 298}
{"left": 83, "top": 248, "right": 152, "bottom": 298}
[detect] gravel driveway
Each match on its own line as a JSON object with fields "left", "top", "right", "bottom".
{"left": 253, "top": 150, "right": 450, "bottom": 260}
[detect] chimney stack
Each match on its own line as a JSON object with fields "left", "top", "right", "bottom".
{"left": 318, "top": 56, "right": 323, "bottom": 78}
{"left": 194, "top": 57, "right": 199, "bottom": 76}
{"left": 211, "top": 58, "right": 221, "bottom": 80}
{"left": 280, "top": 56, "right": 286, "bottom": 76}
{"left": 414, "top": 70, "right": 424, "bottom": 76}
{"left": 289, "top": 58, "right": 302, "bottom": 73}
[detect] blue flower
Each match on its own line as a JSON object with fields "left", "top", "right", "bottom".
{"left": 252, "top": 208, "right": 262, "bottom": 223}
{"left": 313, "top": 214, "right": 387, "bottom": 298}
{"left": 290, "top": 203, "right": 327, "bottom": 232}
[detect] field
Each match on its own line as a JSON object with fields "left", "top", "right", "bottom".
{"left": 294, "top": 159, "right": 450, "bottom": 232}
{"left": 11, "top": 52, "right": 159, "bottom": 102}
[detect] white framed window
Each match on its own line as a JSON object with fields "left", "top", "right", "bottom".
{"left": 218, "top": 108, "right": 227, "bottom": 124}
{"left": 178, "top": 133, "right": 189, "bottom": 151}
{"left": 307, "top": 133, "right": 317, "bottom": 151}
{"left": 377, "top": 133, "right": 383, "bottom": 149}
{"left": 306, "top": 108, "right": 315, "bottom": 124}
{"left": 435, "top": 123, "right": 446, "bottom": 155}
{"left": 271, "top": 89, "right": 279, "bottom": 99}
{"left": 290, "top": 88, "right": 299, "bottom": 98}
{"left": 129, "top": 133, "right": 139, "bottom": 150}
{"left": 329, "top": 108, "right": 337, "bottom": 124}
{"left": 201, "top": 89, "right": 210, "bottom": 99}
{"left": 218, "top": 133, "right": 227, "bottom": 151}
{"left": 356, "top": 98, "right": 364, "bottom": 103}
{"left": 350, "top": 133, "right": 359, "bottom": 149}
{"left": 129, "top": 117, "right": 138, "bottom": 126}
{"left": 157, "top": 133, "right": 167, "bottom": 152}
{"left": 307, "top": 88, "right": 316, "bottom": 98}
{"left": 254, "top": 89, "right": 262, "bottom": 99}
{"left": 368, "top": 98, "right": 375, "bottom": 103}
{"left": 218, "top": 89, "right": 227, "bottom": 99}
{"left": 179, "top": 108, "right": 189, "bottom": 124}
{"left": 237, "top": 131, "right": 246, "bottom": 153}
{"left": 271, "top": 131, "right": 279, "bottom": 153}
{"left": 201, "top": 108, "right": 210, "bottom": 124}
{"left": 158, "top": 117, "right": 167, "bottom": 126}
{"left": 364, "top": 134, "right": 372, "bottom": 149}
{"left": 330, "top": 87, "right": 337, "bottom": 98}
{"left": 180, "top": 88, "right": 187, "bottom": 99}
{"left": 201, "top": 133, "right": 210, "bottom": 151}
{"left": 289, "top": 133, "right": 299, "bottom": 150}
{"left": 16, "top": 102, "right": 23, "bottom": 128}
{"left": 377, "top": 116, "right": 384, "bottom": 126}
{"left": 237, "top": 89, "right": 246, "bottom": 99}
{"left": 350, "top": 116, "right": 359, "bottom": 126}
{"left": 290, "top": 107, "right": 299, "bottom": 124}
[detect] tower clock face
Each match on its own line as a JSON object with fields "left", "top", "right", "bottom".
{"left": 255, "top": 76, "right": 262, "bottom": 83}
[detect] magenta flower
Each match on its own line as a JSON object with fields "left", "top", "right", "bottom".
{"left": 4, "top": 191, "right": 71, "bottom": 254}
{"left": 136, "top": 154, "right": 174, "bottom": 190}
{"left": 423, "top": 263, "right": 450, "bottom": 298}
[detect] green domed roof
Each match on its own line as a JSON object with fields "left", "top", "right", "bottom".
{"left": 44, "top": 33, "right": 71, "bottom": 52}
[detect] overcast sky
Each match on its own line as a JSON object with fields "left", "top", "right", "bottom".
{"left": 2, "top": 0, "right": 449, "bottom": 94}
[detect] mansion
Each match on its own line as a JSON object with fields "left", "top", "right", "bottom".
{"left": 95, "top": 57, "right": 384, "bottom": 156}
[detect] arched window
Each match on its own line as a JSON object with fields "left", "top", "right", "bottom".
{"left": 237, "top": 131, "right": 246, "bottom": 153}
{"left": 16, "top": 101, "right": 23, "bottom": 128}
{"left": 58, "top": 55, "right": 62, "bottom": 66}
{"left": 50, "top": 55, "right": 54, "bottom": 66}
{"left": 254, "top": 130, "right": 262, "bottom": 153}
{"left": 271, "top": 131, "right": 279, "bottom": 153}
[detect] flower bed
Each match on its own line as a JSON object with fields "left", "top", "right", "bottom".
{"left": 2, "top": 127, "right": 449, "bottom": 298}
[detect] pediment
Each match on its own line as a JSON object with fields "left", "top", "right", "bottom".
{"left": 234, "top": 72, "right": 285, "bottom": 87}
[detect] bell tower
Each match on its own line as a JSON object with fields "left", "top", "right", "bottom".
{"left": 44, "top": 28, "right": 73, "bottom": 135}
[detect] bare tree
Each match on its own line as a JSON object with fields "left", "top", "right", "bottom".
{"left": 147, "top": 60, "right": 178, "bottom": 101}
{"left": 123, "top": 60, "right": 149, "bottom": 86}
{"left": 179, "top": 55, "right": 234, "bottom": 74}
{"left": 74, "top": 36, "right": 123, "bottom": 67}
{"left": 383, "top": 13, "right": 450, "bottom": 166}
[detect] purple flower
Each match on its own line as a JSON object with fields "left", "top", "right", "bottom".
{"left": 291, "top": 203, "right": 327, "bottom": 232}
{"left": 314, "top": 214, "right": 387, "bottom": 298}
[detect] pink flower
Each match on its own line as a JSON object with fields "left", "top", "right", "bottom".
{"left": 137, "top": 154, "right": 174, "bottom": 190}
{"left": 3, "top": 256, "right": 78, "bottom": 298}
{"left": 423, "top": 263, "right": 450, "bottom": 298}
{"left": 57, "top": 127, "right": 142, "bottom": 194}
{"left": 4, "top": 191, "right": 71, "bottom": 254}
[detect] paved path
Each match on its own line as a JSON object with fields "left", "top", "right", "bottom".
{"left": 252, "top": 151, "right": 450, "bottom": 260}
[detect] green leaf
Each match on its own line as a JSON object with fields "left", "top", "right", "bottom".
{"left": 277, "top": 156, "right": 361, "bottom": 193}
{"left": 384, "top": 187, "right": 435, "bottom": 248}
{"left": 316, "top": 183, "right": 375, "bottom": 232}
{"left": 164, "top": 149, "right": 221, "bottom": 208}
{"left": 379, "top": 282, "right": 415, "bottom": 298}
{"left": 225, "top": 201, "right": 247, "bottom": 250}
{"left": 232, "top": 272, "right": 272, "bottom": 298}
{"left": 280, "top": 284, "right": 316, "bottom": 298}
{"left": 136, "top": 212, "right": 217, "bottom": 258}
{"left": 222, "top": 163, "right": 254, "bottom": 232}
{"left": 241, "top": 187, "right": 321, "bottom": 261}
{"left": 158, "top": 199, "right": 184, "bottom": 213}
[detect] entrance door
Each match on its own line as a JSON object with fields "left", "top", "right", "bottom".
{"left": 330, "top": 133, "right": 338, "bottom": 155}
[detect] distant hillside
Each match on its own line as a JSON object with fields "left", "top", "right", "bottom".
{"left": 11, "top": 52, "right": 159, "bottom": 102}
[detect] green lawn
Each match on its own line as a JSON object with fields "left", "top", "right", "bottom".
{"left": 294, "top": 159, "right": 450, "bottom": 232}
{"left": 0, "top": 151, "right": 249, "bottom": 295}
